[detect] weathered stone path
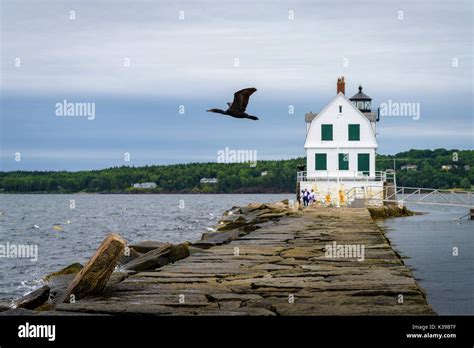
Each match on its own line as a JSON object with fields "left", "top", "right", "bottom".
{"left": 55, "top": 207, "right": 435, "bottom": 315}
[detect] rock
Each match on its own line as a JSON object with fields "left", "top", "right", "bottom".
{"left": 241, "top": 224, "right": 258, "bottom": 233}
{"left": 258, "top": 204, "right": 287, "bottom": 214}
{"left": 257, "top": 212, "right": 287, "bottom": 219}
{"left": 212, "top": 201, "right": 292, "bottom": 233}
{"left": 368, "top": 206, "right": 414, "bottom": 219}
{"left": 0, "top": 302, "right": 12, "bottom": 312}
{"left": 0, "top": 307, "right": 105, "bottom": 316}
{"left": 57, "top": 233, "right": 126, "bottom": 303}
{"left": 124, "top": 243, "right": 189, "bottom": 272}
{"left": 201, "top": 230, "right": 236, "bottom": 241}
{"left": 35, "top": 303, "right": 54, "bottom": 311}
{"left": 124, "top": 243, "right": 171, "bottom": 271}
{"left": 119, "top": 247, "right": 141, "bottom": 266}
{"left": 104, "top": 272, "right": 129, "bottom": 290}
{"left": 252, "top": 208, "right": 273, "bottom": 216}
{"left": 129, "top": 241, "right": 167, "bottom": 253}
{"left": 223, "top": 206, "right": 241, "bottom": 216}
{"left": 15, "top": 285, "right": 50, "bottom": 310}
{"left": 46, "top": 274, "right": 76, "bottom": 303}
{"left": 49, "top": 271, "right": 127, "bottom": 304}
{"left": 193, "top": 230, "right": 241, "bottom": 248}
{"left": 217, "top": 215, "right": 250, "bottom": 231}
{"left": 43, "top": 263, "right": 83, "bottom": 281}
{"left": 188, "top": 246, "right": 207, "bottom": 254}
{"left": 221, "top": 214, "right": 247, "bottom": 223}
{"left": 239, "top": 203, "right": 264, "bottom": 214}
{"left": 0, "top": 308, "right": 42, "bottom": 316}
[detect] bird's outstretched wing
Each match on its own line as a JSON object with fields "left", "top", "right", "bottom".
{"left": 229, "top": 88, "right": 257, "bottom": 112}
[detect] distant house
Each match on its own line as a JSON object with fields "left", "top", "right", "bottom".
{"left": 386, "top": 169, "right": 395, "bottom": 174}
{"left": 441, "top": 165, "right": 458, "bottom": 171}
{"left": 200, "top": 178, "right": 218, "bottom": 184}
{"left": 464, "top": 165, "right": 470, "bottom": 171}
{"left": 133, "top": 182, "right": 157, "bottom": 189}
{"left": 401, "top": 165, "right": 418, "bottom": 171}
{"left": 261, "top": 171, "right": 268, "bottom": 176}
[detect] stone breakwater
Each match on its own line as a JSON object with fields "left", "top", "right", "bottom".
{"left": 1, "top": 200, "right": 435, "bottom": 316}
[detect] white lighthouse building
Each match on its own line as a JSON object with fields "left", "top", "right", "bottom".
{"left": 298, "top": 77, "right": 393, "bottom": 206}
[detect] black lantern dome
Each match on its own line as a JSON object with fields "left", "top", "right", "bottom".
{"left": 349, "top": 85, "right": 371, "bottom": 112}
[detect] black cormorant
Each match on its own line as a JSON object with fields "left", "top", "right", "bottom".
{"left": 207, "top": 88, "right": 258, "bottom": 120}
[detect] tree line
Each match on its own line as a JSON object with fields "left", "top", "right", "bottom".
{"left": 0, "top": 149, "right": 472, "bottom": 193}
{"left": 376, "top": 149, "right": 473, "bottom": 190}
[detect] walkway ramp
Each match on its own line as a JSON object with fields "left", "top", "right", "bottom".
{"left": 365, "top": 186, "right": 474, "bottom": 208}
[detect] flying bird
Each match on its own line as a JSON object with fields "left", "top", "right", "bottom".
{"left": 207, "top": 88, "right": 258, "bottom": 120}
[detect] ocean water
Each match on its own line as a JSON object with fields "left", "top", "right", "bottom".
{"left": 0, "top": 194, "right": 472, "bottom": 315}
{"left": 379, "top": 203, "right": 474, "bottom": 315}
{"left": 0, "top": 194, "right": 292, "bottom": 301}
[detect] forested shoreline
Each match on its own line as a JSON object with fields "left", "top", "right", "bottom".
{"left": 0, "top": 149, "right": 472, "bottom": 193}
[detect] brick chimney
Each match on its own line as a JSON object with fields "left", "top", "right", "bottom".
{"left": 337, "top": 76, "right": 345, "bottom": 94}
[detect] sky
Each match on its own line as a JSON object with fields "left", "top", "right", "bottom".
{"left": 0, "top": 0, "right": 472, "bottom": 171}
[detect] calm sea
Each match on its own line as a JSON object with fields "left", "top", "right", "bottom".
{"left": 379, "top": 203, "right": 473, "bottom": 315}
{"left": 0, "top": 194, "right": 472, "bottom": 315}
{"left": 0, "top": 194, "right": 292, "bottom": 301}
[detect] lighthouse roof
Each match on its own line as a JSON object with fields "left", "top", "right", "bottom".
{"left": 349, "top": 85, "right": 371, "bottom": 101}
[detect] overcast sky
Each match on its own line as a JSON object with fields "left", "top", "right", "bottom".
{"left": 1, "top": 0, "right": 472, "bottom": 171}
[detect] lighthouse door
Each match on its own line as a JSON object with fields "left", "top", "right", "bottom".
{"left": 358, "top": 153, "right": 370, "bottom": 176}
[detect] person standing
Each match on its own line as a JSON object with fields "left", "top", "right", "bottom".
{"left": 302, "top": 189, "right": 309, "bottom": 207}
{"left": 309, "top": 189, "right": 315, "bottom": 206}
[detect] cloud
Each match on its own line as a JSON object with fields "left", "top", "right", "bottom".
{"left": 379, "top": 125, "right": 474, "bottom": 139}
{"left": 0, "top": 0, "right": 472, "bottom": 171}
{"left": 1, "top": 0, "right": 472, "bottom": 98}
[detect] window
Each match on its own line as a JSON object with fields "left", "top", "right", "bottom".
{"left": 321, "top": 124, "right": 333, "bottom": 141}
{"left": 358, "top": 153, "right": 370, "bottom": 175}
{"left": 315, "top": 153, "right": 327, "bottom": 170}
{"left": 339, "top": 153, "right": 349, "bottom": 170}
{"left": 338, "top": 105, "right": 342, "bottom": 113}
{"left": 348, "top": 124, "right": 360, "bottom": 141}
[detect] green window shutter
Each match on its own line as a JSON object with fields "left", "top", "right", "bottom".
{"left": 321, "top": 124, "right": 333, "bottom": 141}
{"left": 315, "top": 153, "right": 327, "bottom": 170}
{"left": 339, "top": 153, "right": 349, "bottom": 170}
{"left": 358, "top": 153, "right": 370, "bottom": 175}
{"left": 348, "top": 124, "right": 360, "bottom": 141}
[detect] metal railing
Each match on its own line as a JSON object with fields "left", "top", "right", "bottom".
{"left": 344, "top": 186, "right": 382, "bottom": 206}
{"left": 359, "top": 185, "right": 474, "bottom": 208}
{"left": 297, "top": 171, "right": 307, "bottom": 182}
{"left": 297, "top": 170, "right": 395, "bottom": 183}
